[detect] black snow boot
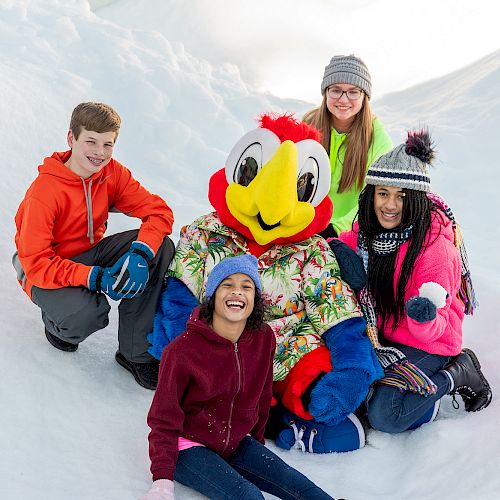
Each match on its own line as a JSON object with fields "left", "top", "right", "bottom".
{"left": 115, "top": 351, "right": 159, "bottom": 390}
{"left": 443, "top": 348, "right": 492, "bottom": 412}
{"left": 45, "top": 328, "right": 78, "bottom": 352}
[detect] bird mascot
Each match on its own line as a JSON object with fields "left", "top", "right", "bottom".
{"left": 149, "top": 113, "right": 383, "bottom": 453}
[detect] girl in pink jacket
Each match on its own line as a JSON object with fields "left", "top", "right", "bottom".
{"left": 339, "top": 130, "right": 492, "bottom": 433}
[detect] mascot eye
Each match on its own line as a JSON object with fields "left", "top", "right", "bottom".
{"left": 225, "top": 128, "right": 280, "bottom": 185}
{"left": 234, "top": 143, "right": 261, "bottom": 186}
{"left": 297, "top": 158, "right": 319, "bottom": 202}
{"left": 295, "top": 139, "right": 331, "bottom": 206}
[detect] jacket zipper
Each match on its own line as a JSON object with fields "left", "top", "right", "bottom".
{"left": 222, "top": 342, "right": 242, "bottom": 454}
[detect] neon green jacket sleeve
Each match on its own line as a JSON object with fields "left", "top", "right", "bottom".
{"left": 329, "top": 118, "right": 393, "bottom": 234}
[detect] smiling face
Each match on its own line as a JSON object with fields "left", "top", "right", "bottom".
{"left": 374, "top": 185, "right": 405, "bottom": 230}
{"left": 221, "top": 125, "right": 332, "bottom": 246}
{"left": 326, "top": 84, "right": 364, "bottom": 132}
{"left": 65, "top": 128, "right": 116, "bottom": 178}
{"left": 211, "top": 273, "right": 256, "bottom": 338}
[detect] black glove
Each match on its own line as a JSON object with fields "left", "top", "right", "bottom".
{"left": 327, "top": 238, "right": 366, "bottom": 292}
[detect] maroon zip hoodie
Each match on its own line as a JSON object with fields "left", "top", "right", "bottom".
{"left": 147, "top": 309, "right": 276, "bottom": 481}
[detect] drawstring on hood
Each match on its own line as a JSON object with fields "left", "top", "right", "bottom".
{"left": 81, "top": 178, "right": 95, "bottom": 244}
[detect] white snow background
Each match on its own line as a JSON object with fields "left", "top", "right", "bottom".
{"left": 1, "top": 1, "right": 499, "bottom": 499}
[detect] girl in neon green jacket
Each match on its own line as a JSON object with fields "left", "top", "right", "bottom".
{"left": 304, "top": 54, "right": 393, "bottom": 235}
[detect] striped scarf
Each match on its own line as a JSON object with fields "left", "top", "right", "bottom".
{"left": 357, "top": 193, "right": 477, "bottom": 395}
{"left": 426, "top": 192, "right": 478, "bottom": 315}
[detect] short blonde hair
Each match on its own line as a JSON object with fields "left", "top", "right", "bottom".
{"left": 69, "top": 102, "right": 121, "bottom": 141}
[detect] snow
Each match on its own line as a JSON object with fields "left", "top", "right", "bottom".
{"left": 1, "top": 1, "right": 498, "bottom": 499}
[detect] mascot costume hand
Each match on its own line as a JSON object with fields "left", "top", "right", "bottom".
{"left": 149, "top": 113, "right": 383, "bottom": 452}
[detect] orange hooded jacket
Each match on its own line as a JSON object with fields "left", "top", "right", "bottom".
{"left": 15, "top": 151, "right": 174, "bottom": 299}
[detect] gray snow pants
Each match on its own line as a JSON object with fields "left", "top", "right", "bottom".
{"left": 31, "top": 230, "right": 174, "bottom": 363}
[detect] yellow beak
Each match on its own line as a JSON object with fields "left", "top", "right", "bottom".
{"left": 226, "top": 140, "right": 315, "bottom": 245}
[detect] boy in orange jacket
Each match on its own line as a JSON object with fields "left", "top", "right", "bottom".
{"left": 13, "top": 102, "right": 175, "bottom": 390}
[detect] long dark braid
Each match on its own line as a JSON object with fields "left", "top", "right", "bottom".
{"left": 358, "top": 184, "right": 440, "bottom": 334}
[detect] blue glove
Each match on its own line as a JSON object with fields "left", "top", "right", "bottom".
{"left": 88, "top": 241, "right": 154, "bottom": 300}
{"left": 108, "top": 241, "right": 154, "bottom": 298}
{"left": 327, "top": 238, "right": 367, "bottom": 292}
{"left": 405, "top": 296, "right": 436, "bottom": 323}
{"left": 308, "top": 317, "right": 384, "bottom": 426}
{"left": 88, "top": 265, "right": 124, "bottom": 301}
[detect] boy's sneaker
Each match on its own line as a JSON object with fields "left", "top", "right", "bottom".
{"left": 44, "top": 328, "right": 78, "bottom": 352}
{"left": 115, "top": 351, "right": 159, "bottom": 390}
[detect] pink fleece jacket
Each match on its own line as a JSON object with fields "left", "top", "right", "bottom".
{"left": 340, "top": 211, "right": 463, "bottom": 356}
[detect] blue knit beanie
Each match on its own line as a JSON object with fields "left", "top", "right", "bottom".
{"left": 205, "top": 255, "right": 262, "bottom": 300}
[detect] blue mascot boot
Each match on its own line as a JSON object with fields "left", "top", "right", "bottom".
{"left": 274, "top": 406, "right": 365, "bottom": 453}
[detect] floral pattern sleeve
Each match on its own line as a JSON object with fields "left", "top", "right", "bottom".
{"left": 301, "top": 237, "right": 362, "bottom": 336}
{"left": 167, "top": 219, "right": 210, "bottom": 300}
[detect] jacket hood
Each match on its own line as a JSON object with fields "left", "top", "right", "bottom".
{"left": 39, "top": 150, "right": 107, "bottom": 182}
{"left": 427, "top": 209, "right": 454, "bottom": 247}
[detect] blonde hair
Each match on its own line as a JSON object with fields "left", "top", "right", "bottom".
{"left": 303, "top": 94, "right": 374, "bottom": 193}
{"left": 69, "top": 102, "right": 121, "bottom": 141}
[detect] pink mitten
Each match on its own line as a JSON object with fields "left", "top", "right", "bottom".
{"left": 139, "top": 479, "right": 175, "bottom": 500}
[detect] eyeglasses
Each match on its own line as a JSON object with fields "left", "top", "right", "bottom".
{"left": 326, "top": 87, "right": 363, "bottom": 100}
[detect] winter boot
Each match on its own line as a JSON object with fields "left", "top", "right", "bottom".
{"left": 115, "top": 351, "right": 159, "bottom": 390}
{"left": 274, "top": 405, "right": 365, "bottom": 453}
{"left": 44, "top": 328, "right": 78, "bottom": 352}
{"left": 443, "top": 348, "right": 492, "bottom": 412}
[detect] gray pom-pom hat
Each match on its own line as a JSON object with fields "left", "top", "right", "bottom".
{"left": 365, "top": 129, "right": 435, "bottom": 192}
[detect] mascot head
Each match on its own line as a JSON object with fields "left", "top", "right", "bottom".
{"left": 209, "top": 113, "right": 333, "bottom": 251}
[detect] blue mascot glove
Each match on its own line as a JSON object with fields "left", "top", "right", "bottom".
{"left": 308, "top": 317, "right": 384, "bottom": 426}
{"left": 108, "top": 241, "right": 154, "bottom": 298}
{"left": 327, "top": 238, "right": 367, "bottom": 292}
{"left": 148, "top": 277, "right": 199, "bottom": 359}
{"left": 309, "top": 369, "right": 370, "bottom": 427}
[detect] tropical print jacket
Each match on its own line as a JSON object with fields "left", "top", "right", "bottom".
{"left": 168, "top": 212, "right": 362, "bottom": 381}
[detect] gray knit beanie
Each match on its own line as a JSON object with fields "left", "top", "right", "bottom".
{"left": 365, "top": 130, "right": 435, "bottom": 192}
{"left": 205, "top": 255, "right": 262, "bottom": 300}
{"left": 321, "top": 55, "right": 371, "bottom": 98}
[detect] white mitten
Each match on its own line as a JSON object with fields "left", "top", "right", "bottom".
{"left": 418, "top": 282, "right": 448, "bottom": 308}
{"left": 139, "top": 479, "right": 175, "bottom": 500}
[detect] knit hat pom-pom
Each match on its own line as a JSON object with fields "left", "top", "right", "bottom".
{"left": 405, "top": 129, "right": 435, "bottom": 164}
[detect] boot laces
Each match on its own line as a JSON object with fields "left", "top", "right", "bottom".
{"left": 288, "top": 420, "right": 317, "bottom": 453}
{"left": 450, "top": 385, "right": 477, "bottom": 409}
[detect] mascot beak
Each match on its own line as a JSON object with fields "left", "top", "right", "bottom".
{"left": 226, "top": 140, "right": 315, "bottom": 245}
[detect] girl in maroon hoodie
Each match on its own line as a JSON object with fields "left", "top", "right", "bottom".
{"left": 141, "top": 255, "right": 333, "bottom": 500}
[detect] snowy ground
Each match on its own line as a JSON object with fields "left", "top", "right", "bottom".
{"left": 1, "top": 1, "right": 499, "bottom": 499}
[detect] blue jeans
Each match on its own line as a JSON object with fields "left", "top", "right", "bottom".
{"left": 174, "top": 436, "right": 334, "bottom": 499}
{"left": 367, "top": 344, "right": 453, "bottom": 433}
